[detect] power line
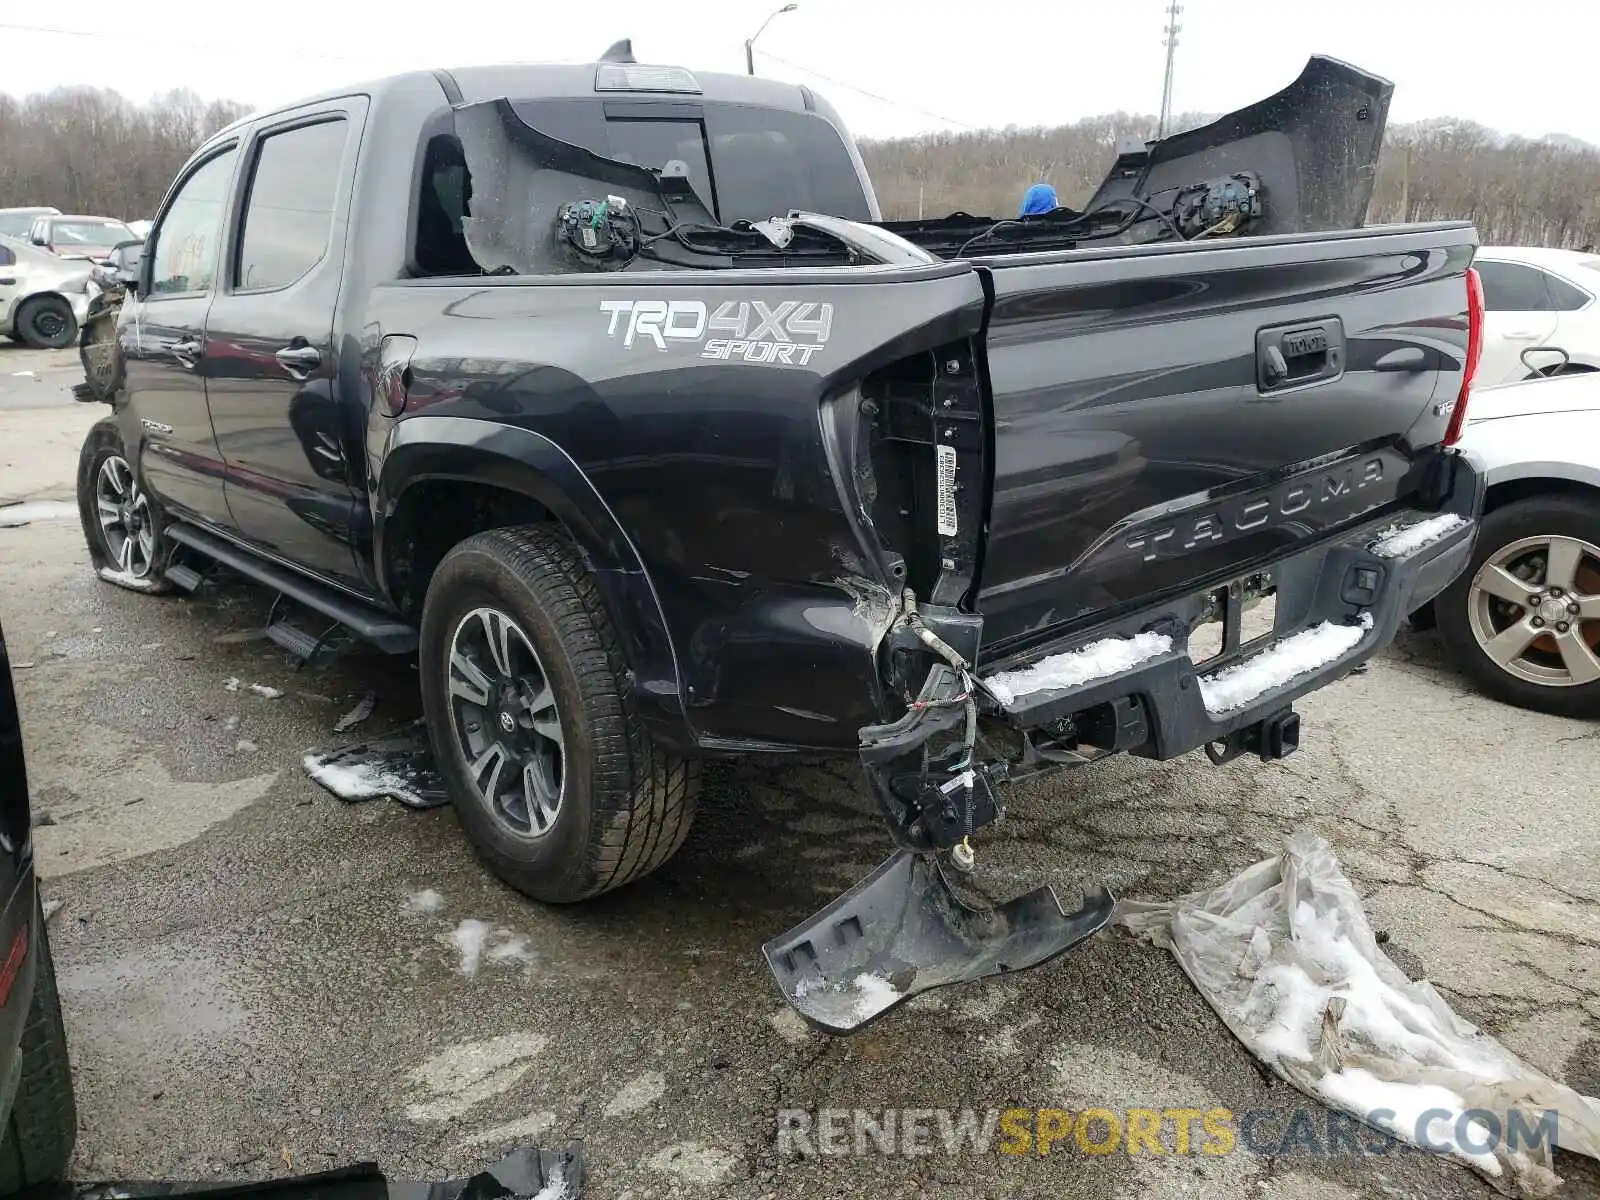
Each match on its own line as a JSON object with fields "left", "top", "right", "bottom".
{"left": 754, "top": 50, "right": 977, "bottom": 131}
{"left": 0, "top": 19, "right": 382, "bottom": 65}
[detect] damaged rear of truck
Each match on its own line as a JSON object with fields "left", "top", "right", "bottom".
{"left": 98, "top": 54, "right": 1486, "bottom": 1032}
{"left": 397, "top": 59, "right": 1487, "bottom": 1030}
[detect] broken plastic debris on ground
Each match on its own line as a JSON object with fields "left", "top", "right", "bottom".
{"left": 983, "top": 631, "right": 1173, "bottom": 706}
{"left": 302, "top": 734, "right": 449, "bottom": 810}
{"left": 1371, "top": 513, "right": 1470, "bottom": 559}
{"left": 1115, "top": 829, "right": 1600, "bottom": 1197}
{"left": 1198, "top": 614, "right": 1373, "bottom": 714}
{"left": 54, "top": 1142, "right": 583, "bottom": 1200}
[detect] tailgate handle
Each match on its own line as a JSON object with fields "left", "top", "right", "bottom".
{"left": 1257, "top": 319, "right": 1343, "bottom": 392}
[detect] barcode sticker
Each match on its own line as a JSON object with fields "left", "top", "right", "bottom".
{"left": 936, "top": 444, "right": 958, "bottom": 537}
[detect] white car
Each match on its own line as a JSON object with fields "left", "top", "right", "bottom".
{"left": 1473, "top": 246, "right": 1600, "bottom": 385}
{"left": 0, "top": 233, "right": 91, "bottom": 349}
{"left": 1418, "top": 370, "right": 1600, "bottom": 717}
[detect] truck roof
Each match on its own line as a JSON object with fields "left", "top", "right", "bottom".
{"left": 210, "top": 60, "right": 820, "bottom": 142}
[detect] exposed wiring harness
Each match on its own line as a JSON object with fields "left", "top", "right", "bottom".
{"left": 954, "top": 192, "right": 1188, "bottom": 258}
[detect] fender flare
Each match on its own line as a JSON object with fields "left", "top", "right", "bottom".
{"left": 375, "top": 414, "right": 693, "bottom": 750}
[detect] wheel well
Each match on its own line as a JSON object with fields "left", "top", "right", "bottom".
{"left": 384, "top": 479, "right": 551, "bottom": 616}
{"left": 1485, "top": 476, "right": 1600, "bottom": 515}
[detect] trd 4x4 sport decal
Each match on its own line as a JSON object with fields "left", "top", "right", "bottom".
{"left": 600, "top": 299, "right": 834, "bottom": 365}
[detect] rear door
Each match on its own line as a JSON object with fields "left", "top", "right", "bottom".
{"left": 1475, "top": 259, "right": 1559, "bottom": 384}
{"left": 203, "top": 100, "right": 367, "bottom": 586}
{"left": 124, "top": 142, "right": 240, "bottom": 525}
{"left": 974, "top": 228, "right": 1471, "bottom": 657}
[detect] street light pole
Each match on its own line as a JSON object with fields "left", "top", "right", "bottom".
{"left": 745, "top": 3, "right": 798, "bottom": 75}
{"left": 1158, "top": 0, "right": 1182, "bottom": 138}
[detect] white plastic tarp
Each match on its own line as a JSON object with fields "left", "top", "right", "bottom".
{"left": 1114, "top": 830, "right": 1600, "bottom": 1197}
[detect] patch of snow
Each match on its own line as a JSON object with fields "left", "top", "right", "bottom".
{"left": 485, "top": 929, "right": 536, "bottom": 968}
{"left": 767, "top": 1007, "right": 812, "bottom": 1045}
{"left": 235, "top": 739, "right": 257, "bottom": 753}
{"left": 0, "top": 500, "right": 77, "bottom": 527}
{"left": 449, "top": 919, "right": 491, "bottom": 978}
{"left": 41, "top": 898, "right": 63, "bottom": 921}
{"left": 794, "top": 971, "right": 902, "bottom": 1025}
{"left": 1198, "top": 614, "right": 1372, "bottom": 714}
{"left": 405, "top": 888, "right": 445, "bottom": 915}
{"left": 303, "top": 754, "right": 430, "bottom": 808}
{"left": 604, "top": 1069, "right": 666, "bottom": 1116}
{"left": 1320, "top": 1069, "right": 1502, "bottom": 1177}
{"left": 404, "top": 1031, "right": 549, "bottom": 1122}
{"left": 11, "top": 370, "right": 36, "bottom": 377}
{"left": 224, "top": 677, "right": 242, "bottom": 692}
{"left": 1371, "top": 513, "right": 1468, "bottom": 559}
{"left": 645, "top": 1142, "right": 738, "bottom": 1187}
{"left": 984, "top": 631, "right": 1173, "bottom": 706}
{"left": 248, "top": 683, "right": 283, "bottom": 699}
{"left": 528, "top": 1162, "right": 575, "bottom": 1200}
{"left": 98, "top": 565, "right": 163, "bottom": 592}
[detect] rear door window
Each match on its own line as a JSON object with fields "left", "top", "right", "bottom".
{"left": 506, "top": 98, "right": 870, "bottom": 225}
{"left": 1476, "top": 260, "right": 1553, "bottom": 312}
{"left": 1542, "top": 270, "right": 1592, "bottom": 311}
{"left": 235, "top": 118, "right": 348, "bottom": 291}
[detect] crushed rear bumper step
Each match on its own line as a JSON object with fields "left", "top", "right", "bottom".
{"left": 762, "top": 849, "right": 1114, "bottom": 1034}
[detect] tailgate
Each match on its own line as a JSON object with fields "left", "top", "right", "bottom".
{"left": 973, "top": 223, "right": 1478, "bottom": 659}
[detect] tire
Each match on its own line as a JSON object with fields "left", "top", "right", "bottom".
{"left": 419, "top": 525, "right": 699, "bottom": 903}
{"left": 1437, "top": 494, "right": 1600, "bottom": 718}
{"left": 76, "top": 418, "right": 173, "bottom": 593}
{"left": 14, "top": 297, "right": 77, "bottom": 351}
{"left": 0, "top": 902, "right": 78, "bottom": 1192}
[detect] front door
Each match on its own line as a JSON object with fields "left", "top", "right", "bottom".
{"left": 203, "top": 103, "right": 367, "bottom": 586}
{"left": 123, "top": 144, "right": 240, "bottom": 525}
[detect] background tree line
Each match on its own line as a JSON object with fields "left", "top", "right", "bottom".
{"left": 0, "top": 87, "right": 251, "bottom": 220}
{"left": 3, "top": 86, "right": 1599, "bottom": 251}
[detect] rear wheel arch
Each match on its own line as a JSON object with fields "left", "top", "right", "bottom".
{"left": 376, "top": 419, "right": 690, "bottom": 744}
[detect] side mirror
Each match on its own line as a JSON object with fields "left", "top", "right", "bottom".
{"left": 109, "top": 240, "right": 144, "bottom": 292}
{"left": 29, "top": 232, "right": 47, "bottom": 247}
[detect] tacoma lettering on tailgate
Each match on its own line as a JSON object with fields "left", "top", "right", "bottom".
{"left": 1124, "top": 455, "right": 1388, "bottom": 563}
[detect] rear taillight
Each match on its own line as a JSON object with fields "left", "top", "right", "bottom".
{"left": 1445, "top": 266, "right": 1484, "bottom": 446}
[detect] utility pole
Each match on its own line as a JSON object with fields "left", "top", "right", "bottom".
{"left": 1158, "top": 0, "right": 1182, "bottom": 139}
{"left": 745, "top": 3, "right": 798, "bottom": 75}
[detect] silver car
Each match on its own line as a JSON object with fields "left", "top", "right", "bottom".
{"left": 0, "top": 206, "right": 61, "bottom": 241}
{"left": 0, "top": 234, "right": 91, "bottom": 349}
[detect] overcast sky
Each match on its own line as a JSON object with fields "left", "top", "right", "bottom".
{"left": 3, "top": 0, "right": 1593, "bottom": 143}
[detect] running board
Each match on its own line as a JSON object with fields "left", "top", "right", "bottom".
{"left": 165, "top": 522, "right": 417, "bottom": 654}
{"left": 762, "top": 850, "right": 1114, "bottom": 1034}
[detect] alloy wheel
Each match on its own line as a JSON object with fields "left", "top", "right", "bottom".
{"left": 95, "top": 455, "right": 156, "bottom": 578}
{"left": 446, "top": 606, "right": 565, "bottom": 838}
{"left": 1466, "top": 533, "right": 1600, "bottom": 688}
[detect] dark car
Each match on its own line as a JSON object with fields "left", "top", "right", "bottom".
{"left": 0, "top": 617, "right": 77, "bottom": 1190}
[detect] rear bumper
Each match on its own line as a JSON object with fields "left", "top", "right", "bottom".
{"left": 987, "top": 448, "right": 1485, "bottom": 758}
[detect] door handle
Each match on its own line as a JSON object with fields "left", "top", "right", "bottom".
{"left": 169, "top": 338, "right": 202, "bottom": 367}
{"left": 275, "top": 343, "right": 322, "bottom": 379}
{"left": 1256, "top": 318, "right": 1345, "bottom": 392}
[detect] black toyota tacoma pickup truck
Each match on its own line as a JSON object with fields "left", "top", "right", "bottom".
{"left": 76, "top": 50, "right": 1487, "bottom": 1030}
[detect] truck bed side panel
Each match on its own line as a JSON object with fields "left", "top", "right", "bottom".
{"left": 976, "top": 225, "right": 1477, "bottom": 657}
{"left": 367, "top": 267, "right": 986, "bottom": 751}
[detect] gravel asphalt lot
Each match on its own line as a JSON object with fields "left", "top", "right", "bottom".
{"left": 2, "top": 340, "right": 1597, "bottom": 1199}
